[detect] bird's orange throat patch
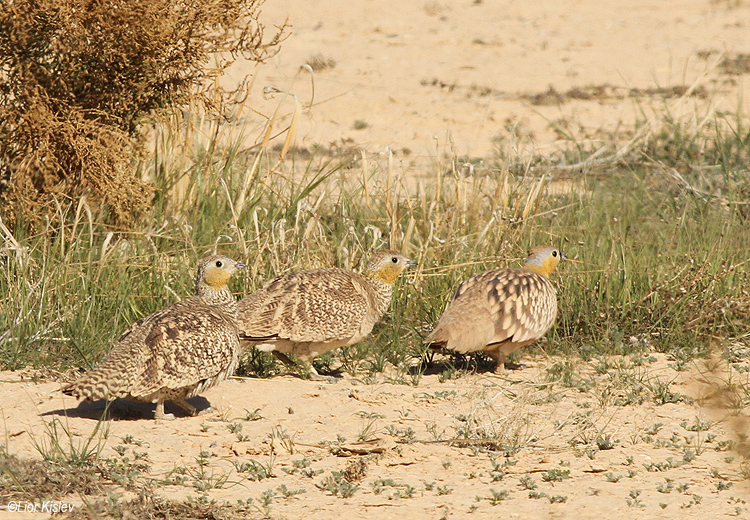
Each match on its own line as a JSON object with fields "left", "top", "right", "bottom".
{"left": 525, "top": 256, "right": 560, "bottom": 277}
{"left": 203, "top": 266, "right": 231, "bottom": 288}
{"left": 366, "top": 265, "right": 401, "bottom": 285}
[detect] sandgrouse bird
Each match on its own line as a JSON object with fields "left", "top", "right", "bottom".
{"left": 63, "top": 255, "right": 246, "bottom": 420}
{"left": 237, "top": 250, "right": 417, "bottom": 380}
{"left": 425, "top": 245, "right": 564, "bottom": 372}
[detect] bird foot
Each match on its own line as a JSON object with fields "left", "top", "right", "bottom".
{"left": 304, "top": 363, "right": 339, "bottom": 383}
{"left": 307, "top": 372, "right": 338, "bottom": 383}
{"left": 154, "top": 402, "right": 176, "bottom": 420}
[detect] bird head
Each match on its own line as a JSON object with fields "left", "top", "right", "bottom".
{"left": 196, "top": 255, "right": 247, "bottom": 294}
{"left": 523, "top": 245, "right": 565, "bottom": 277}
{"left": 364, "top": 250, "right": 417, "bottom": 285}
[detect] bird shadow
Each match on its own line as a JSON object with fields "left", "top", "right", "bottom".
{"left": 410, "top": 353, "right": 495, "bottom": 376}
{"left": 43, "top": 396, "right": 211, "bottom": 421}
{"left": 410, "top": 353, "right": 526, "bottom": 376}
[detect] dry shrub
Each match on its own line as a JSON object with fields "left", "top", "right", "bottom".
{"left": 0, "top": 0, "right": 286, "bottom": 228}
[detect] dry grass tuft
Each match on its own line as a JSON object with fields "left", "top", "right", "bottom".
{"left": 0, "top": 0, "right": 286, "bottom": 229}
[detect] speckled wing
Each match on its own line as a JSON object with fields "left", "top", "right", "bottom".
{"left": 237, "top": 268, "right": 372, "bottom": 343}
{"left": 426, "top": 268, "right": 557, "bottom": 353}
{"left": 65, "top": 296, "right": 238, "bottom": 400}
{"left": 129, "top": 297, "right": 238, "bottom": 397}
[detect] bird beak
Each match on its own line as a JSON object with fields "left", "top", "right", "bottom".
{"left": 408, "top": 259, "right": 418, "bottom": 267}
{"left": 560, "top": 253, "right": 568, "bottom": 260}
{"left": 236, "top": 262, "right": 247, "bottom": 269}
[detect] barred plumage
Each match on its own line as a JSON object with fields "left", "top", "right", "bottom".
{"left": 426, "top": 245, "right": 564, "bottom": 372}
{"left": 63, "top": 255, "right": 246, "bottom": 420}
{"left": 237, "top": 250, "right": 417, "bottom": 379}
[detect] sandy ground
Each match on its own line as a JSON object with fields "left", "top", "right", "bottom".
{"left": 229, "top": 0, "right": 750, "bottom": 169}
{"left": 1, "top": 353, "right": 749, "bottom": 519}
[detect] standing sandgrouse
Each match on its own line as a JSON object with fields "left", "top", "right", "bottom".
{"left": 237, "top": 250, "right": 417, "bottom": 380}
{"left": 425, "top": 245, "right": 564, "bottom": 372}
{"left": 63, "top": 255, "right": 246, "bottom": 420}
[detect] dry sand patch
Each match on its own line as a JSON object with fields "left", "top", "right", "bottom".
{"left": 228, "top": 0, "right": 750, "bottom": 166}
{"left": 1, "top": 353, "right": 748, "bottom": 519}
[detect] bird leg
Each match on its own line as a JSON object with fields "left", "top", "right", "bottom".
{"left": 174, "top": 398, "right": 199, "bottom": 416}
{"left": 488, "top": 350, "right": 526, "bottom": 372}
{"left": 496, "top": 342, "right": 529, "bottom": 371}
{"left": 272, "top": 350, "right": 297, "bottom": 367}
{"left": 272, "top": 351, "right": 336, "bottom": 382}
{"left": 487, "top": 350, "right": 507, "bottom": 373}
{"left": 154, "top": 401, "right": 176, "bottom": 421}
{"left": 304, "top": 362, "right": 337, "bottom": 382}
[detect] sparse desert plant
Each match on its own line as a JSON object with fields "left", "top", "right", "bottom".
{"left": 605, "top": 472, "right": 622, "bottom": 483}
{"left": 541, "top": 468, "right": 570, "bottom": 482}
{"left": 320, "top": 471, "right": 359, "bottom": 498}
{"left": 488, "top": 488, "right": 509, "bottom": 504}
{"left": 233, "top": 457, "right": 275, "bottom": 481}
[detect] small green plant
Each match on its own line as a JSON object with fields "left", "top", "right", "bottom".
{"left": 282, "top": 458, "right": 323, "bottom": 478}
{"left": 233, "top": 458, "right": 275, "bottom": 481}
{"left": 370, "top": 478, "right": 415, "bottom": 498}
{"left": 584, "top": 447, "right": 598, "bottom": 459}
{"left": 656, "top": 478, "right": 674, "bottom": 493}
{"left": 541, "top": 469, "right": 570, "bottom": 482}
{"left": 642, "top": 423, "right": 664, "bottom": 436}
{"left": 385, "top": 425, "right": 416, "bottom": 443}
{"left": 112, "top": 445, "right": 127, "bottom": 456}
{"left": 242, "top": 408, "right": 264, "bottom": 421}
{"left": 680, "top": 417, "right": 713, "bottom": 432}
{"left": 319, "top": 471, "right": 359, "bottom": 498}
{"left": 648, "top": 379, "right": 685, "bottom": 405}
{"left": 681, "top": 495, "right": 703, "bottom": 509}
{"left": 436, "top": 485, "right": 453, "bottom": 495}
{"left": 627, "top": 489, "right": 644, "bottom": 508}
{"left": 605, "top": 472, "right": 622, "bottom": 483}
{"left": 276, "top": 484, "right": 306, "bottom": 498}
{"left": 120, "top": 435, "right": 144, "bottom": 446}
{"left": 270, "top": 425, "right": 295, "bottom": 454}
{"left": 596, "top": 434, "right": 619, "bottom": 450}
{"left": 488, "top": 488, "right": 509, "bottom": 504}
{"left": 716, "top": 481, "right": 733, "bottom": 491}
{"left": 32, "top": 416, "right": 110, "bottom": 468}
{"left": 682, "top": 448, "right": 697, "bottom": 463}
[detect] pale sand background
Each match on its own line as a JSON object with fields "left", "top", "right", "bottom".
{"left": 228, "top": 0, "right": 750, "bottom": 168}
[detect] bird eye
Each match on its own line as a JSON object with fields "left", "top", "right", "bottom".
{"left": 391, "top": 257, "right": 398, "bottom": 263}
{"left": 552, "top": 251, "right": 557, "bottom": 257}
{"left": 215, "top": 260, "right": 223, "bottom": 267}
